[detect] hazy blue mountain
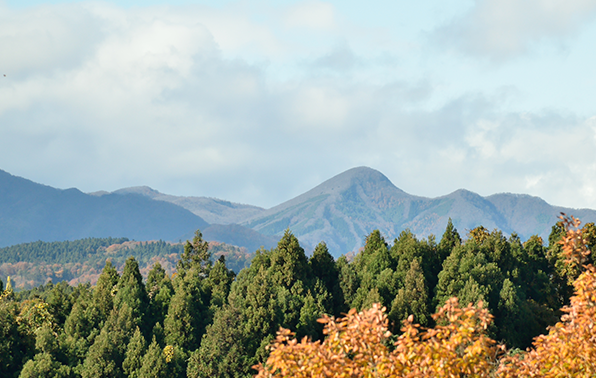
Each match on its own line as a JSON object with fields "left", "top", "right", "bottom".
{"left": 0, "top": 169, "right": 210, "bottom": 248}
{"left": 109, "top": 186, "right": 265, "bottom": 224}
{"left": 241, "top": 167, "right": 419, "bottom": 253}
{"left": 241, "top": 167, "right": 596, "bottom": 256}
{"left": 4, "top": 166, "right": 596, "bottom": 258}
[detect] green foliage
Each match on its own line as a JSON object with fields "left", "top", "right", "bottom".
{"left": 18, "top": 352, "right": 72, "bottom": 378}
{"left": 114, "top": 258, "right": 149, "bottom": 333}
{"left": 122, "top": 327, "right": 145, "bottom": 378}
{"left": 146, "top": 262, "right": 173, "bottom": 329}
{"left": 0, "top": 220, "right": 577, "bottom": 376}
{"left": 0, "top": 299, "right": 29, "bottom": 377}
{"left": 389, "top": 259, "right": 430, "bottom": 329}
{"left": 177, "top": 231, "right": 210, "bottom": 274}
{"left": 193, "top": 231, "right": 322, "bottom": 378}
{"left": 0, "top": 238, "right": 129, "bottom": 265}
{"left": 138, "top": 337, "right": 168, "bottom": 378}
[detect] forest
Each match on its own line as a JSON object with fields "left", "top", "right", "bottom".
{"left": 1, "top": 216, "right": 595, "bottom": 377}
{"left": 0, "top": 238, "right": 252, "bottom": 289}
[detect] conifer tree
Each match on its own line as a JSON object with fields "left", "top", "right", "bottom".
{"left": 164, "top": 283, "right": 197, "bottom": 351}
{"left": 122, "top": 327, "right": 146, "bottom": 378}
{"left": 206, "top": 256, "right": 234, "bottom": 311}
{"left": 138, "top": 337, "right": 167, "bottom": 378}
{"left": 92, "top": 261, "right": 119, "bottom": 327}
{"left": 389, "top": 259, "right": 430, "bottom": 329}
{"left": 164, "top": 231, "right": 211, "bottom": 354}
{"left": 309, "top": 242, "right": 343, "bottom": 316}
{"left": 438, "top": 218, "right": 461, "bottom": 262}
{"left": 269, "top": 229, "right": 310, "bottom": 288}
{"left": 0, "top": 297, "right": 27, "bottom": 377}
{"left": 192, "top": 232, "right": 317, "bottom": 378}
{"left": 19, "top": 352, "right": 72, "bottom": 378}
{"left": 351, "top": 230, "right": 398, "bottom": 311}
{"left": 337, "top": 255, "right": 359, "bottom": 308}
{"left": 81, "top": 303, "right": 135, "bottom": 378}
{"left": 114, "top": 257, "right": 149, "bottom": 333}
{"left": 146, "top": 262, "right": 173, "bottom": 330}
{"left": 187, "top": 304, "right": 247, "bottom": 378}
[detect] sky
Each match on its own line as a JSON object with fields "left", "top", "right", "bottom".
{"left": 1, "top": 0, "right": 596, "bottom": 210}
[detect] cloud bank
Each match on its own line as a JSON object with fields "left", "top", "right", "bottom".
{"left": 0, "top": 1, "right": 595, "bottom": 211}
{"left": 434, "top": 0, "right": 596, "bottom": 60}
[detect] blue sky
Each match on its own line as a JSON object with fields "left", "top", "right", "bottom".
{"left": 1, "top": 0, "right": 596, "bottom": 210}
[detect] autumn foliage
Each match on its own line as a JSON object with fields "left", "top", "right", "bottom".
{"left": 255, "top": 214, "right": 596, "bottom": 377}
{"left": 254, "top": 300, "right": 500, "bottom": 377}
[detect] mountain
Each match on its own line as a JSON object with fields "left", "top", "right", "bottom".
{"left": 0, "top": 169, "right": 209, "bottom": 247}
{"left": 3, "top": 166, "right": 596, "bottom": 258}
{"left": 109, "top": 186, "right": 265, "bottom": 224}
{"left": 240, "top": 167, "right": 596, "bottom": 256}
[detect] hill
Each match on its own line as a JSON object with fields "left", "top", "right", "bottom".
{"left": 0, "top": 237, "right": 253, "bottom": 289}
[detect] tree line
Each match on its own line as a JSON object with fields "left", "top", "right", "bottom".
{"left": 1, "top": 218, "right": 594, "bottom": 377}
{"left": 0, "top": 238, "right": 251, "bottom": 289}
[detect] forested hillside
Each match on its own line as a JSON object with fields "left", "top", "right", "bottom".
{"left": 0, "top": 238, "right": 252, "bottom": 290}
{"left": 2, "top": 218, "right": 594, "bottom": 377}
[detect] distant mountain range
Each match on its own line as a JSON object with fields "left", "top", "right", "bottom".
{"left": 2, "top": 167, "right": 596, "bottom": 257}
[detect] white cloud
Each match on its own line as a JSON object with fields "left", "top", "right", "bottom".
{"left": 434, "top": 0, "right": 596, "bottom": 60}
{"left": 283, "top": 1, "right": 337, "bottom": 31}
{"left": 1, "top": 1, "right": 596, "bottom": 213}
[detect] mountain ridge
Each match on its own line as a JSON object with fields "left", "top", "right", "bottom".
{"left": 2, "top": 166, "right": 596, "bottom": 257}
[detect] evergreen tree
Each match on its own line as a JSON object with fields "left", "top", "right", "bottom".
{"left": 177, "top": 230, "right": 210, "bottom": 275}
{"left": 269, "top": 229, "right": 310, "bottom": 288}
{"left": 438, "top": 218, "right": 461, "bottom": 262}
{"left": 164, "top": 230, "right": 211, "bottom": 354}
{"left": 114, "top": 257, "right": 149, "bottom": 333}
{"left": 351, "top": 230, "right": 398, "bottom": 311}
{"left": 18, "top": 352, "right": 72, "bottom": 378}
{"left": 337, "top": 255, "right": 359, "bottom": 310}
{"left": 309, "top": 242, "right": 343, "bottom": 316}
{"left": 122, "top": 327, "right": 146, "bottom": 378}
{"left": 81, "top": 303, "right": 135, "bottom": 378}
{"left": 138, "top": 337, "right": 167, "bottom": 378}
{"left": 187, "top": 304, "right": 247, "bottom": 378}
{"left": 206, "top": 256, "right": 234, "bottom": 311}
{"left": 146, "top": 263, "right": 173, "bottom": 331}
{"left": 92, "top": 261, "right": 119, "bottom": 327}
{"left": 0, "top": 298, "right": 28, "bottom": 377}
{"left": 164, "top": 282, "right": 198, "bottom": 351}
{"left": 192, "top": 232, "right": 317, "bottom": 378}
{"left": 389, "top": 259, "right": 430, "bottom": 330}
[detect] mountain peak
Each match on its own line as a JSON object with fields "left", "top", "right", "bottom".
{"left": 306, "top": 166, "right": 405, "bottom": 196}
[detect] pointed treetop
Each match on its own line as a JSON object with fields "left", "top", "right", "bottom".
{"left": 178, "top": 230, "right": 211, "bottom": 273}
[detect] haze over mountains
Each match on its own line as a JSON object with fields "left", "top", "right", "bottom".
{"left": 2, "top": 167, "right": 595, "bottom": 257}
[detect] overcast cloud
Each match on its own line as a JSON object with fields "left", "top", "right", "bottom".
{"left": 434, "top": 0, "right": 596, "bottom": 60}
{"left": 1, "top": 0, "right": 595, "bottom": 211}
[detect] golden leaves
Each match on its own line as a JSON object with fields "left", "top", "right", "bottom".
{"left": 254, "top": 300, "right": 499, "bottom": 378}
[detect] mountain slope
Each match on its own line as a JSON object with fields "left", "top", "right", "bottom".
{"left": 0, "top": 169, "right": 209, "bottom": 247}
{"left": 4, "top": 166, "right": 596, "bottom": 258}
{"left": 110, "top": 186, "right": 265, "bottom": 224}
{"left": 241, "top": 167, "right": 596, "bottom": 256}
{"left": 242, "top": 167, "right": 425, "bottom": 253}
